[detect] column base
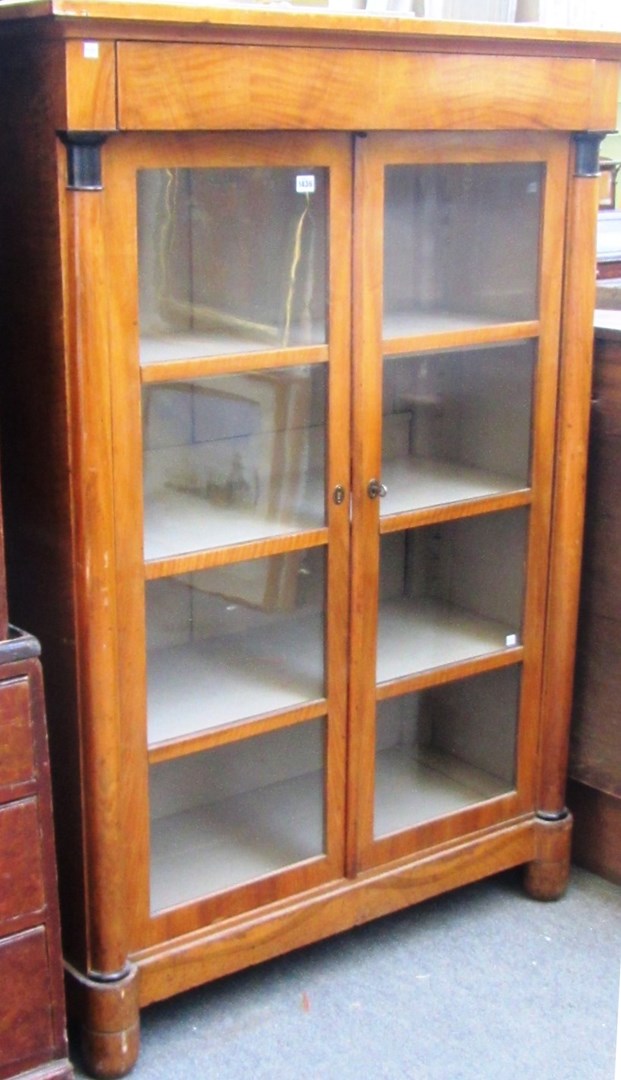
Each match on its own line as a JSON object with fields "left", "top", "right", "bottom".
{"left": 65, "top": 962, "right": 140, "bottom": 1079}
{"left": 523, "top": 812, "right": 573, "bottom": 901}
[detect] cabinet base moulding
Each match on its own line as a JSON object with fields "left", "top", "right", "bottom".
{"left": 64, "top": 813, "right": 571, "bottom": 1078}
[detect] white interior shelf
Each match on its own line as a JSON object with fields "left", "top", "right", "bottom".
{"left": 381, "top": 457, "right": 525, "bottom": 517}
{"left": 377, "top": 597, "right": 513, "bottom": 685}
{"left": 144, "top": 488, "right": 324, "bottom": 562}
{"left": 147, "top": 614, "right": 325, "bottom": 745}
{"left": 141, "top": 327, "right": 326, "bottom": 365}
{"left": 383, "top": 309, "right": 511, "bottom": 343}
{"left": 374, "top": 746, "right": 508, "bottom": 838}
{"left": 150, "top": 768, "right": 324, "bottom": 912}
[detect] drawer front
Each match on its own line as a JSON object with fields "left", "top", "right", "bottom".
{"left": 0, "top": 799, "right": 45, "bottom": 925}
{"left": 0, "top": 676, "right": 34, "bottom": 790}
{"left": 117, "top": 43, "right": 618, "bottom": 133}
{"left": 0, "top": 926, "right": 54, "bottom": 1072}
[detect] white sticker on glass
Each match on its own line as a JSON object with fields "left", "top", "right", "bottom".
{"left": 296, "top": 175, "right": 316, "bottom": 194}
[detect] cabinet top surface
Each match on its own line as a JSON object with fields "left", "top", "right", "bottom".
{"left": 2, "top": 0, "right": 621, "bottom": 53}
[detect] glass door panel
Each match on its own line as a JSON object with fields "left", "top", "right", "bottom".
{"left": 349, "top": 133, "right": 567, "bottom": 873}
{"left": 384, "top": 162, "right": 543, "bottom": 338}
{"left": 377, "top": 510, "right": 526, "bottom": 684}
{"left": 143, "top": 365, "right": 326, "bottom": 560}
{"left": 149, "top": 717, "right": 326, "bottom": 912}
{"left": 138, "top": 167, "right": 328, "bottom": 362}
{"left": 146, "top": 548, "right": 326, "bottom": 745}
{"left": 382, "top": 342, "right": 535, "bottom": 516}
{"left": 374, "top": 667, "right": 519, "bottom": 838}
{"left": 102, "top": 133, "right": 354, "bottom": 938}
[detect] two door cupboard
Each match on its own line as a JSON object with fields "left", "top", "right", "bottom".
{"left": 0, "top": 4, "right": 619, "bottom": 1076}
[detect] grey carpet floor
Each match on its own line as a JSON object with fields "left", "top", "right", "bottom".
{"left": 71, "top": 866, "right": 620, "bottom": 1080}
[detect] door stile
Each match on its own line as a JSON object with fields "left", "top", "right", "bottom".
{"left": 102, "top": 137, "right": 152, "bottom": 951}
{"left": 347, "top": 134, "right": 384, "bottom": 875}
{"left": 511, "top": 136, "right": 570, "bottom": 812}
{"left": 323, "top": 137, "right": 354, "bottom": 877}
{"left": 537, "top": 135, "right": 603, "bottom": 816}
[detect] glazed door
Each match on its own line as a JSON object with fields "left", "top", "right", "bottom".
{"left": 349, "top": 132, "right": 570, "bottom": 872}
{"left": 104, "top": 134, "right": 352, "bottom": 949}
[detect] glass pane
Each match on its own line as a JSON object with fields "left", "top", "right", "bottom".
{"left": 382, "top": 342, "right": 535, "bottom": 515}
{"left": 384, "top": 163, "right": 543, "bottom": 336}
{"left": 138, "top": 167, "right": 327, "bottom": 362}
{"left": 150, "top": 718, "right": 326, "bottom": 911}
{"left": 146, "top": 548, "right": 326, "bottom": 745}
{"left": 374, "top": 667, "right": 519, "bottom": 837}
{"left": 378, "top": 510, "right": 526, "bottom": 684}
{"left": 143, "top": 365, "right": 326, "bottom": 560}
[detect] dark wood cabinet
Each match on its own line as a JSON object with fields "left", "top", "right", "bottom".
{"left": 0, "top": 631, "right": 72, "bottom": 1080}
{"left": 0, "top": 150, "right": 71, "bottom": 1079}
{"left": 569, "top": 314, "right": 621, "bottom": 885}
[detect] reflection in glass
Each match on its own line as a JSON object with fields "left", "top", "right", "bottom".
{"left": 374, "top": 667, "right": 519, "bottom": 837}
{"left": 150, "top": 718, "right": 326, "bottom": 911}
{"left": 378, "top": 511, "right": 527, "bottom": 683}
{"left": 146, "top": 548, "right": 326, "bottom": 744}
{"left": 382, "top": 342, "right": 535, "bottom": 515}
{"left": 138, "top": 167, "right": 328, "bottom": 361}
{"left": 143, "top": 365, "right": 326, "bottom": 559}
{"left": 384, "top": 162, "right": 543, "bottom": 335}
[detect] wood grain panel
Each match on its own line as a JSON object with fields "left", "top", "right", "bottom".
{"left": 572, "top": 611, "right": 621, "bottom": 795}
{"left": 591, "top": 336, "right": 621, "bottom": 438}
{"left": 580, "top": 436, "right": 621, "bottom": 622}
{"left": 568, "top": 779, "right": 621, "bottom": 885}
{"left": 0, "top": 927, "right": 54, "bottom": 1069}
{"left": 0, "top": 677, "right": 34, "bottom": 791}
{"left": 0, "top": 799, "right": 45, "bottom": 925}
{"left": 65, "top": 38, "right": 116, "bottom": 130}
{"left": 118, "top": 44, "right": 618, "bottom": 133}
{"left": 570, "top": 331, "right": 621, "bottom": 885}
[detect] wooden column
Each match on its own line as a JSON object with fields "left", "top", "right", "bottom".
{"left": 526, "top": 132, "right": 605, "bottom": 900}
{"left": 61, "top": 134, "right": 139, "bottom": 1078}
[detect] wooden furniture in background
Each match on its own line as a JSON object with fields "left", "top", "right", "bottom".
{"left": 569, "top": 312, "right": 621, "bottom": 885}
{"left": 596, "top": 210, "right": 621, "bottom": 281}
{"left": 598, "top": 158, "right": 621, "bottom": 210}
{"left": 0, "top": 471, "right": 72, "bottom": 1077}
{"left": 0, "top": 5, "right": 619, "bottom": 1076}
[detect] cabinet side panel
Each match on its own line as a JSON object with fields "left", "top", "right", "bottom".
{"left": 0, "top": 38, "right": 87, "bottom": 970}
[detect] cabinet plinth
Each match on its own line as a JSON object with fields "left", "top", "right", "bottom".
{"left": 0, "top": 5, "right": 619, "bottom": 1076}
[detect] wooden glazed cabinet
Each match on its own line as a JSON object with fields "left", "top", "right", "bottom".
{"left": 0, "top": 5, "right": 619, "bottom": 1076}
